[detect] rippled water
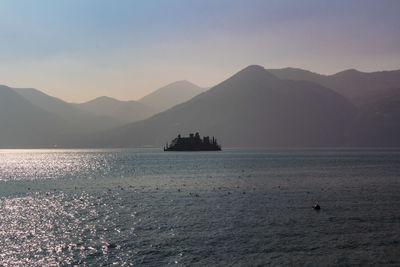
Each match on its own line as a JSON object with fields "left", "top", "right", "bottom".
{"left": 0, "top": 149, "right": 399, "bottom": 265}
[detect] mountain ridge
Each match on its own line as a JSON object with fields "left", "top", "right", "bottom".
{"left": 268, "top": 67, "right": 400, "bottom": 105}
{"left": 0, "top": 85, "right": 66, "bottom": 147}
{"left": 138, "top": 80, "right": 207, "bottom": 113}
{"left": 65, "top": 65, "right": 355, "bottom": 148}
{"left": 74, "top": 96, "right": 155, "bottom": 124}
{"left": 1, "top": 65, "right": 399, "bottom": 148}
{"left": 12, "top": 86, "right": 121, "bottom": 132}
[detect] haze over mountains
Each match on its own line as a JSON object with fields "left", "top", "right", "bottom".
{"left": 72, "top": 80, "right": 206, "bottom": 123}
{"left": 0, "top": 85, "right": 63, "bottom": 148}
{"left": 268, "top": 67, "right": 400, "bottom": 146}
{"left": 73, "top": 96, "right": 155, "bottom": 125}
{"left": 138, "top": 80, "right": 207, "bottom": 113}
{"left": 268, "top": 67, "right": 400, "bottom": 106}
{"left": 73, "top": 65, "right": 355, "bottom": 148}
{"left": 14, "top": 87, "right": 120, "bottom": 132}
{"left": 1, "top": 65, "right": 399, "bottom": 148}
{"left": 0, "top": 81, "right": 206, "bottom": 147}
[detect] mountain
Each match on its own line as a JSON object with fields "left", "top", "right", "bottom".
{"left": 70, "top": 65, "right": 355, "bottom": 148}
{"left": 267, "top": 67, "right": 326, "bottom": 83}
{"left": 13, "top": 87, "right": 120, "bottom": 132}
{"left": 349, "top": 88, "right": 400, "bottom": 146}
{"left": 138, "top": 80, "right": 207, "bottom": 113}
{"left": 329, "top": 69, "right": 400, "bottom": 105}
{"left": 3, "top": 65, "right": 398, "bottom": 148}
{"left": 268, "top": 67, "right": 400, "bottom": 146}
{"left": 0, "top": 85, "right": 65, "bottom": 147}
{"left": 74, "top": 96, "right": 155, "bottom": 124}
{"left": 268, "top": 67, "right": 400, "bottom": 106}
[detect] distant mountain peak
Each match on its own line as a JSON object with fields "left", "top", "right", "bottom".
{"left": 160, "top": 80, "right": 200, "bottom": 89}
{"left": 343, "top": 68, "right": 360, "bottom": 73}
{"left": 138, "top": 80, "right": 206, "bottom": 113}
{"left": 333, "top": 69, "right": 362, "bottom": 76}
{"left": 230, "top": 65, "right": 279, "bottom": 82}
{"left": 275, "top": 67, "right": 317, "bottom": 74}
{"left": 97, "top": 96, "right": 115, "bottom": 100}
{"left": 86, "top": 96, "right": 121, "bottom": 104}
{"left": 242, "top": 65, "right": 265, "bottom": 72}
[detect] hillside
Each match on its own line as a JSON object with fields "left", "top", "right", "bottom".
{"left": 0, "top": 85, "right": 65, "bottom": 147}
{"left": 349, "top": 89, "right": 400, "bottom": 146}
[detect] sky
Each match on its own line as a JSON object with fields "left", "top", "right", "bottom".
{"left": 1, "top": 0, "right": 400, "bottom": 102}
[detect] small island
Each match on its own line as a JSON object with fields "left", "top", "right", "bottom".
{"left": 164, "top": 132, "right": 221, "bottom": 151}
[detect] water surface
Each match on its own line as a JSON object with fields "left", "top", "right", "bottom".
{"left": 0, "top": 149, "right": 399, "bottom": 265}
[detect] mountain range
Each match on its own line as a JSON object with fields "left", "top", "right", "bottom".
{"left": 268, "top": 67, "right": 400, "bottom": 106}
{"left": 268, "top": 67, "right": 400, "bottom": 146}
{"left": 1, "top": 65, "right": 399, "bottom": 148}
{"left": 73, "top": 65, "right": 355, "bottom": 148}
{"left": 0, "top": 80, "right": 204, "bottom": 147}
{"left": 73, "top": 96, "right": 154, "bottom": 125}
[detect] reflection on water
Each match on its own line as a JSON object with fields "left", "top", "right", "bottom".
{"left": 0, "top": 149, "right": 399, "bottom": 265}
{"left": 0, "top": 149, "right": 139, "bottom": 181}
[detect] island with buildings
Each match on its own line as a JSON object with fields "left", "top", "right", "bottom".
{"left": 164, "top": 132, "right": 221, "bottom": 151}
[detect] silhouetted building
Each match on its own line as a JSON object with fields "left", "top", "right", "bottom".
{"left": 164, "top": 132, "right": 221, "bottom": 151}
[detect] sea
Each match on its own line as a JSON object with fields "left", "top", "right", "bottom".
{"left": 0, "top": 148, "right": 399, "bottom": 266}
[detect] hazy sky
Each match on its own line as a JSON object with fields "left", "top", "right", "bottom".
{"left": 1, "top": 0, "right": 399, "bottom": 102}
